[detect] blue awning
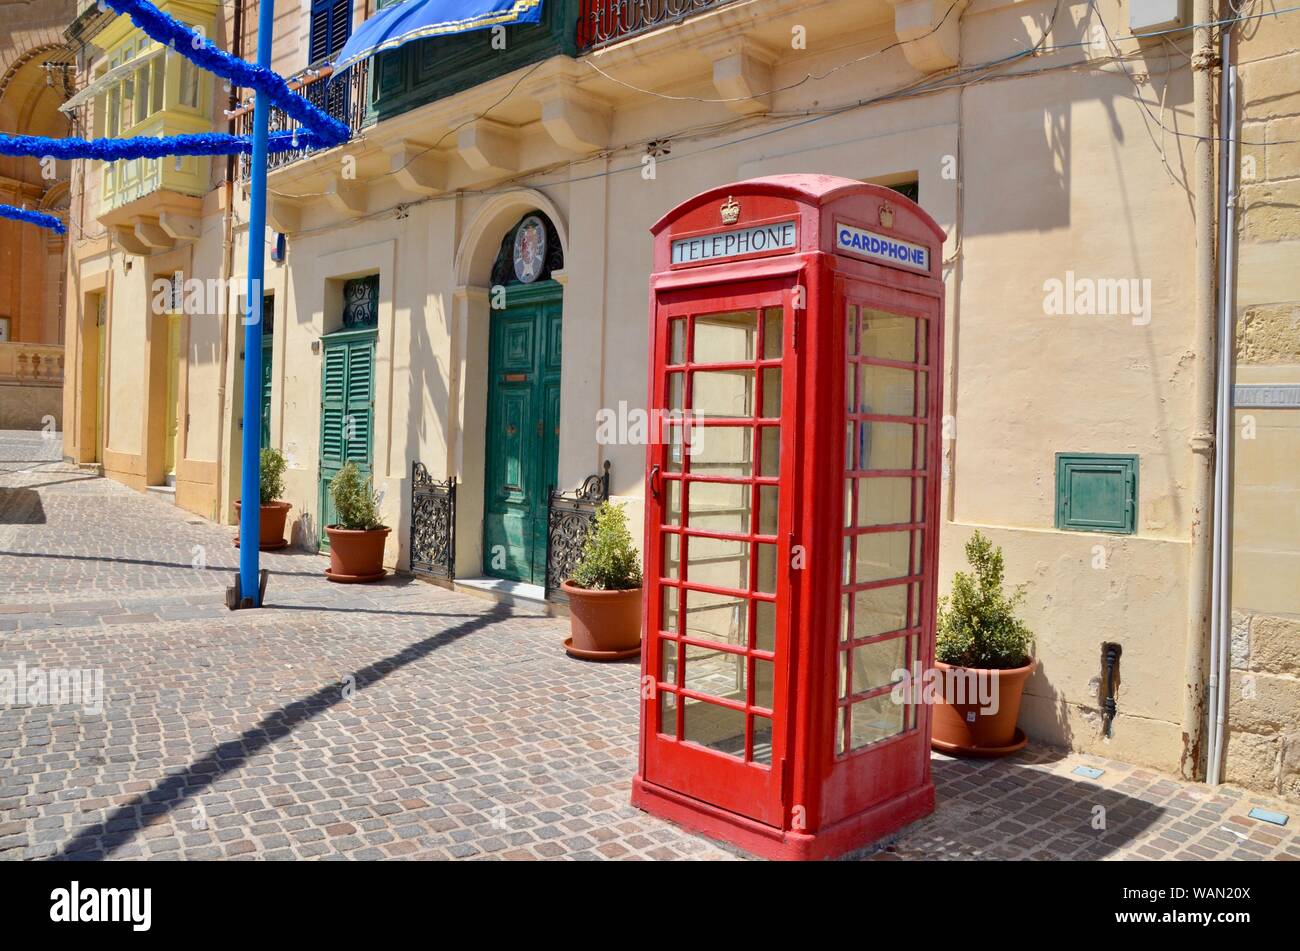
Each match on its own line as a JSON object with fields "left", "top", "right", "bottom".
{"left": 332, "top": 0, "right": 545, "bottom": 74}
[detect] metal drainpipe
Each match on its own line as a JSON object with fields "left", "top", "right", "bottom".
{"left": 1209, "top": 22, "right": 1240, "bottom": 787}
{"left": 1180, "top": 0, "right": 1220, "bottom": 781}
{"left": 214, "top": 0, "right": 245, "bottom": 522}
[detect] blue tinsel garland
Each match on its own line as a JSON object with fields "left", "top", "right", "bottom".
{"left": 0, "top": 204, "right": 66, "bottom": 234}
{"left": 0, "top": 0, "right": 349, "bottom": 167}
{"left": 0, "top": 130, "right": 333, "bottom": 161}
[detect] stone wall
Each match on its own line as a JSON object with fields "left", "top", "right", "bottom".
{"left": 0, "top": 0, "right": 77, "bottom": 76}
{"left": 1224, "top": 13, "right": 1300, "bottom": 801}
{"left": 0, "top": 381, "right": 62, "bottom": 430}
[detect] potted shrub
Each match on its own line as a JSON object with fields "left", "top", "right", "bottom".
{"left": 235, "top": 448, "right": 292, "bottom": 550}
{"left": 561, "top": 501, "right": 643, "bottom": 660}
{"left": 324, "top": 462, "right": 390, "bottom": 583}
{"left": 931, "top": 530, "right": 1036, "bottom": 757}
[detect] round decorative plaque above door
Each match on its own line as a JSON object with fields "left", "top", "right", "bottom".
{"left": 512, "top": 214, "right": 548, "bottom": 284}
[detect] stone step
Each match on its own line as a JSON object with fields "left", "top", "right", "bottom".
{"left": 146, "top": 484, "right": 176, "bottom": 506}
{"left": 453, "top": 576, "right": 568, "bottom": 617}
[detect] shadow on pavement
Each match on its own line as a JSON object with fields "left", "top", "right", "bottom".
{"left": 883, "top": 753, "right": 1168, "bottom": 859}
{"left": 0, "top": 487, "right": 45, "bottom": 524}
{"left": 51, "top": 601, "right": 519, "bottom": 861}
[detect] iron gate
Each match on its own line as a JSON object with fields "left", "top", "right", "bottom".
{"left": 409, "top": 462, "right": 455, "bottom": 582}
{"left": 408, "top": 459, "right": 612, "bottom": 599}
{"left": 545, "top": 460, "right": 611, "bottom": 601}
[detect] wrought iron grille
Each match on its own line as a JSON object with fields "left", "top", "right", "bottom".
{"left": 577, "top": 0, "right": 740, "bottom": 51}
{"left": 410, "top": 462, "right": 456, "bottom": 582}
{"left": 342, "top": 275, "right": 379, "bottom": 329}
{"left": 546, "top": 460, "right": 612, "bottom": 601}
{"left": 234, "top": 61, "right": 370, "bottom": 180}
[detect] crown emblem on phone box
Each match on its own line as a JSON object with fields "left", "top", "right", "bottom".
{"left": 720, "top": 196, "right": 741, "bottom": 224}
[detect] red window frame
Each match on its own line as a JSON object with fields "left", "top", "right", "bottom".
{"left": 824, "top": 276, "right": 941, "bottom": 811}
{"left": 642, "top": 276, "right": 801, "bottom": 828}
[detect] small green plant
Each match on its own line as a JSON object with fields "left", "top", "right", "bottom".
{"left": 936, "top": 530, "right": 1034, "bottom": 670}
{"left": 329, "top": 462, "right": 382, "bottom": 531}
{"left": 260, "top": 448, "right": 287, "bottom": 505}
{"left": 572, "top": 501, "right": 643, "bottom": 591}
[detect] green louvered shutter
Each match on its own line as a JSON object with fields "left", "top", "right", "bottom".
{"left": 318, "top": 330, "right": 376, "bottom": 548}
{"left": 261, "top": 296, "right": 274, "bottom": 449}
{"left": 344, "top": 340, "right": 374, "bottom": 470}
{"left": 318, "top": 342, "right": 348, "bottom": 546}
{"left": 261, "top": 340, "right": 273, "bottom": 449}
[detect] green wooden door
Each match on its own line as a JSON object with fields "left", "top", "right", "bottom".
{"left": 260, "top": 340, "right": 273, "bottom": 449}
{"left": 318, "top": 328, "right": 376, "bottom": 549}
{"left": 483, "top": 285, "right": 562, "bottom": 585}
{"left": 261, "top": 295, "right": 274, "bottom": 449}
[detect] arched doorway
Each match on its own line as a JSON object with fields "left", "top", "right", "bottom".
{"left": 481, "top": 211, "right": 564, "bottom": 586}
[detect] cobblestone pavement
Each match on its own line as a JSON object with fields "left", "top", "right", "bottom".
{"left": 2, "top": 431, "right": 1297, "bottom": 861}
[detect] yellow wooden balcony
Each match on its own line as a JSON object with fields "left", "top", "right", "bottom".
{"left": 76, "top": 0, "right": 218, "bottom": 252}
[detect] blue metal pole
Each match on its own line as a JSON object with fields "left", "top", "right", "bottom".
{"left": 238, "top": 0, "right": 275, "bottom": 606}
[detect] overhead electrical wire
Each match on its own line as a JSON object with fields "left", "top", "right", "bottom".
{"left": 42, "top": 0, "right": 1300, "bottom": 241}
{"left": 275, "top": 0, "right": 1299, "bottom": 238}
{"left": 273, "top": 0, "right": 1062, "bottom": 209}
{"left": 580, "top": 0, "right": 970, "bottom": 103}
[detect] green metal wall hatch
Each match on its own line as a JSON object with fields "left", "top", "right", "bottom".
{"left": 1055, "top": 453, "right": 1139, "bottom": 535}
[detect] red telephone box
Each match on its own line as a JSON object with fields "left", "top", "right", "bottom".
{"left": 632, "top": 175, "right": 946, "bottom": 860}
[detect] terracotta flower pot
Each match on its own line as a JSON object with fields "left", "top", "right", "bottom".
{"left": 324, "top": 525, "right": 390, "bottom": 583}
{"left": 561, "top": 580, "right": 642, "bottom": 661}
{"left": 234, "top": 500, "right": 292, "bottom": 550}
{"left": 930, "top": 658, "right": 1035, "bottom": 757}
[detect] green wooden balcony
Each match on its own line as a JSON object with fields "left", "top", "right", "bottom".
{"left": 369, "top": 0, "right": 579, "bottom": 124}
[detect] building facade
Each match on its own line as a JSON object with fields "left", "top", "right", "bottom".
{"left": 59, "top": 0, "right": 1300, "bottom": 798}
{"left": 0, "top": 0, "right": 76, "bottom": 429}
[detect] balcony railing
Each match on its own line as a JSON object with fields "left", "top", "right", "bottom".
{"left": 577, "top": 0, "right": 741, "bottom": 51}
{"left": 232, "top": 61, "right": 370, "bottom": 179}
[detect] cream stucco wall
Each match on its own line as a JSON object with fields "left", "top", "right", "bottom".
{"left": 61, "top": 0, "right": 1300, "bottom": 795}
{"left": 259, "top": 0, "right": 1209, "bottom": 776}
